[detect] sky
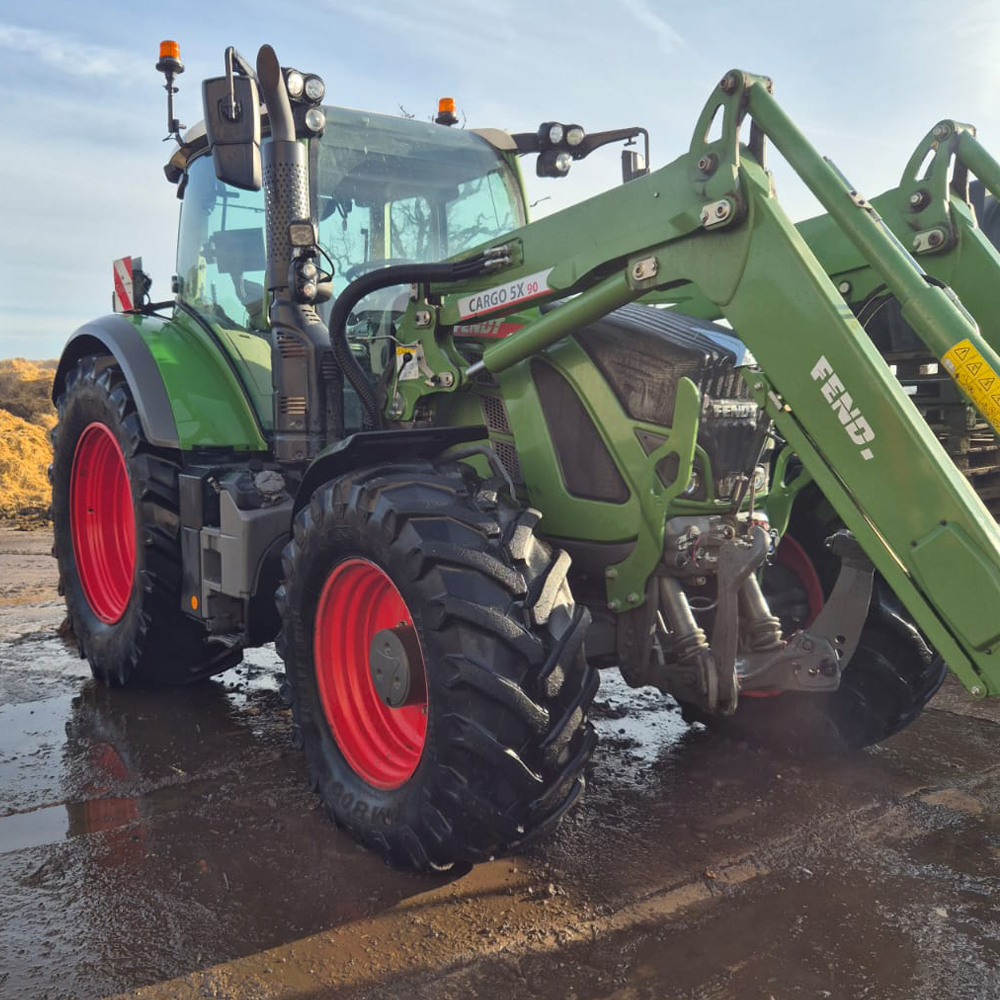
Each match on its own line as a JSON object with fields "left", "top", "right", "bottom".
{"left": 2, "top": 0, "right": 1000, "bottom": 359}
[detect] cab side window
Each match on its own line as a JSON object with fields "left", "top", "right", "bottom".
{"left": 176, "top": 155, "right": 268, "bottom": 332}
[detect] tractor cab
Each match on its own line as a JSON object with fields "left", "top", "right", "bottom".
{"left": 172, "top": 116, "right": 520, "bottom": 330}
{"left": 173, "top": 106, "right": 526, "bottom": 334}
{"left": 168, "top": 105, "right": 528, "bottom": 434}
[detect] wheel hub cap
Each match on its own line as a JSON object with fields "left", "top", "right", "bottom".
{"left": 314, "top": 558, "right": 428, "bottom": 790}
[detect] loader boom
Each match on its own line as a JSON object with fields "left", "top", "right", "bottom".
{"left": 799, "top": 121, "right": 1000, "bottom": 361}
{"left": 378, "top": 71, "right": 1000, "bottom": 698}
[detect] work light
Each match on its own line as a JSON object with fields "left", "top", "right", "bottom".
{"left": 304, "top": 75, "right": 325, "bottom": 102}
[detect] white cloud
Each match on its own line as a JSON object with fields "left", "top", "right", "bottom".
{"left": 618, "top": 0, "right": 685, "bottom": 53}
{"left": 0, "top": 23, "right": 149, "bottom": 83}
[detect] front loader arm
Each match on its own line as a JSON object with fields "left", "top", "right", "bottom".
{"left": 798, "top": 121, "right": 1000, "bottom": 356}
{"left": 386, "top": 71, "right": 1000, "bottom": 698}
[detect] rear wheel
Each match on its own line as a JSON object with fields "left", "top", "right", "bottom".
{"left": 277, "top": 461, "right": 598, "bottom": 869}
{"left": 51, "top": 355, "right": 240, "bottom": 685}
{"left": 683, "top": 490, "right": 946, "bottom": 754}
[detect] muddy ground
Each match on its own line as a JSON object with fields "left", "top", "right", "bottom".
{"left": 2, "top": 525, "right": 1000, "bottom": 1000}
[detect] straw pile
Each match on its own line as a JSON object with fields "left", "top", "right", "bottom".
{"left": 0, "top": 359, "right": 57, "bottom": 524}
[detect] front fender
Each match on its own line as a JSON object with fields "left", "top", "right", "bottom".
{"left": 293, "top": 425, "right": 487, "bottom": 514}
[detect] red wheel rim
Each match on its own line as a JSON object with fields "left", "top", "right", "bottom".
{"left": 313, "top": 558, "right": 428, "bottom": 790}
{"left": 70, "top": 423, "right": 136, "bottom": 624}
{"left": 775, "top": 534, "right": 824, "bottom": 625}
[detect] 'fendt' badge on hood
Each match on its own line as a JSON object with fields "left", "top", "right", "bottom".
{"left": 811, "top": 356, "right": 875, "bottom": 461}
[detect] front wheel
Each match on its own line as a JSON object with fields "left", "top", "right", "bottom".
{"left": 277, "top": 462, "right": 598, "bottom": 869}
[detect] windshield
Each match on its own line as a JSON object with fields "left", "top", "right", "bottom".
{"left": 315, "top": 107, "right": 524, "bottom": 298}
{"left": 175, "top": 108, "right": 524, "bottom": 335}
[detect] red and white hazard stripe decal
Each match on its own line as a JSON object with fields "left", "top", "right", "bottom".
{"left": 113, "top": 257, "right": 134, "bottom": 312}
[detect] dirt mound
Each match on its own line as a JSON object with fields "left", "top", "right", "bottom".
{"left": 0, "top": 359, "right": 57, "bottom": 524}
{"left": 0, "top": 358, "right": 57, "bottom": 431}
{"left": 0, "top": 409, "right": 52, "bottom": 523}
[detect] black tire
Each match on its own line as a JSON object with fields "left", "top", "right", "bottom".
{"left": 277, "top": 461, "right": 598, "bottom": 869}
{"left": 51, "top": 355, "right": 240, "bottom": 685}
{"left": 683, "top": 486, "right": 946, "bottom": 755}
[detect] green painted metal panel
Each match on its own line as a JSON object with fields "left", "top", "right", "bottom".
{"left": 501, "top": 335, "right": 732, "bottom": 610}
{"left": 910, "top": 523, "right": 1000, "bottom": 650}
{"left": 137, "top": 310, "right": 268, "bottom": 452}
{"left": 208, "top": 323, "right": 274, "bottom": 431}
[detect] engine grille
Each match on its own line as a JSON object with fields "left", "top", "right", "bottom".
{"left": 577, "top": 305, "right": 759, "bottom": 502}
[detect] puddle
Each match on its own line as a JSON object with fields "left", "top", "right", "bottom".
{"left": 0, "top": 802, "right": 69, "bottom": 854}
{"left": 590, "top": 669, "right": 694, "bottom": 764}
{"left": 0, "top": 637, "right": 289, "bottom": 851}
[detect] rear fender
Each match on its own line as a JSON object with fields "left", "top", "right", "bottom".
{"left": 54, "top": 316, "right": 180, "bottom": 449}
{"left": 54, "top": 313, "right": 267, "bottom": 453}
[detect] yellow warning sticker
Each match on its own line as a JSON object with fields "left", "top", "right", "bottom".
{"left": 942, "top": 339, "right": 1000, "bottom": 435}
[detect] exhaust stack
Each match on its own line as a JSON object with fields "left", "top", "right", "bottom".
{"left": 255, "top": 45, "right": 330, "bottom": 463}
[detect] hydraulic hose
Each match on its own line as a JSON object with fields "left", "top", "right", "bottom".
{"left": 329, "top": 255, "right": 493, "bottom": 431}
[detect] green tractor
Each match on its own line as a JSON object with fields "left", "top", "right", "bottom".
{"left": 50, "top": 42, "right": 1000, "bottom": 868}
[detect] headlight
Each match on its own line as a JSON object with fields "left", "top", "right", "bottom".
{"left": 566, "top": 126, "right": 585, "bottom": 146}
{"left": 304, "top": 75, "right": 326, "bottom": 102}
{"left": 285, "top": 70, "right": 304, "bottom": 98}
{"left": 304, "top": 107, "right": 326, "bottom": 132}
{"left": 548, "top": 123, "right": 565, "bottom": 145}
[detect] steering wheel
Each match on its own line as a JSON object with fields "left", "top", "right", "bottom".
{"left": 343, "top": 258, "right": 417, "bottom": 282}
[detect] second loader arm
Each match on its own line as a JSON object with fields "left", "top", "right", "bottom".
{"left": 366, "top": 71, "right": 1000, "bottom": 700}
{"left": 799, "top": 119, "right": 1000, "bottom": 362}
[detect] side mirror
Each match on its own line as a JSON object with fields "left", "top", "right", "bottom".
{"left": 203, "top": 48, "right": 261, "bottom": 191}
{"left": 622, "top": 149, "right": 648, "bottom": 183}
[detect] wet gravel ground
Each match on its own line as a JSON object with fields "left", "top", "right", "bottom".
{"left": 2, "top": 525, "right": 1000, "bottom": 999}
